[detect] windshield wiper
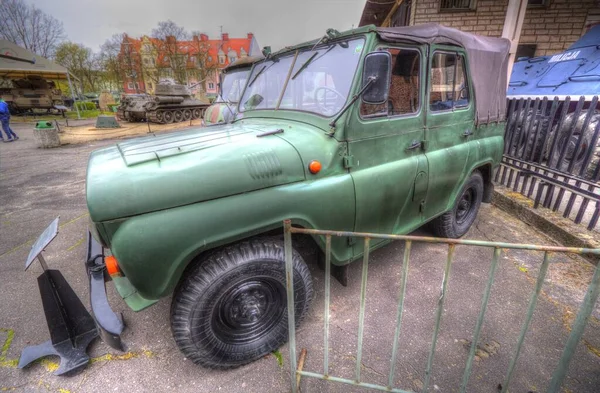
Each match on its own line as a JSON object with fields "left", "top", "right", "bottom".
{"left": 292, "top": 52, "right": 318, "bottom": 80}
{"left": 248, "top": 65, "right": 266, "bottom": 87}
{"left": 292, "top": 45, "right": 338, "bottom": 80}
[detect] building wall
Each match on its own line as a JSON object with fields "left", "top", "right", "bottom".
{"left": 412, "top": 0, "right": 599, "bottom": 56}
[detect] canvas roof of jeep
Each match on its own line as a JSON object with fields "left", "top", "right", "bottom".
{"left": 377, "top": 24, "right": 511, "bottom": 124}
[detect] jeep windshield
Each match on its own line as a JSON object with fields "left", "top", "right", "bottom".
{"left": 222, "top": 69, "right": 250, "bottom": 103}
{"left": 240, "top": 38, "right": 365, "bottom": 117}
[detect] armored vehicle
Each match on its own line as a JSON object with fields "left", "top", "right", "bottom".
{"left": 116, "top": 93, "right": 150, "bottom": 122}
{"left": 507, "top": 25, "right": 600, "bottom": 174}
{"left": 203, "top": 56, "right": 261, "bottom": 126}
{"left": 39, "top": 24, "right": 508, "bottom": 369}
{"left": 0, "top": 75, "right": 64, "bottom": 114}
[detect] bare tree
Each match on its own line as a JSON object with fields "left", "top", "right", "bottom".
{"left": 151, "top": 20, "right": 189, "bottom": 41}
{"left": 188, "top": 37, "right": 219, "bottom": 95}
{"left": 99, "top": 33, "right": 127, "bottom": 91}
{"left": 0, "top": 0, "right": 66, "bottom": 58}
{"left": 150, "top": 20, "right": 190, "bottom": 84}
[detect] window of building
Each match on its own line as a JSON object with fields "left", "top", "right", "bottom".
{"left": 360, "top": 47, "right": 421, "bottom": 118}
{"left": 516, "top": 44, "right": 537, "bottom": 59}
{"left": 143, "top": 58, "right": 149, "bottom": 65}
{"left": 208, "top": 82, "right": 215, "bottom": 89}
{"left": 528, "top": 0, "right": 549, "bottom": 8}
{"left": 127, "top": 82, "right": 134, "bottom": 89}
{"left": 439, "top": 0, "right": 476, "bottom": 12}
{"left": 429, "top": 52, "right": 469, "bottom": 112}
{"left": 219, "top": 55, "right": 226, "bottom": 64}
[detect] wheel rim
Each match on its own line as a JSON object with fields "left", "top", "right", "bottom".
{"left": 193, "top": 108, "right": 201, "bottom": 119}
{"left": 183, "top": 109, "right": 192, "bottom": 120}
{"left": 211, "top": 277, "right": 286, "bottom": 345}
{"left": 174, "top": 110, "right": 183, "bottom": 122}
{"left": 164, "top": 111, "right": 174, "bottom": 123}
{"left": 155, "top": 111, "right": 164, "bottom": 122}
{"left": 456, "top": 188, "right": 475, "bottom": 224}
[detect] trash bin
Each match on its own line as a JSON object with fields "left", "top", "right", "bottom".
{"left": 33, "top": 121, "right": 61, "bottom": 148}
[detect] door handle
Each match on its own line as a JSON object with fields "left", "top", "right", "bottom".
{"left": 405, "top": 140, "right": 422, "bottom": 151}
{"left": 463, "top": 129, "right": 473, "bottom": 137}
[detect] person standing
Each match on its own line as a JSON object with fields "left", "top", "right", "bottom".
{"left": 0, "top": 98, "right": 18, "bottom": 142}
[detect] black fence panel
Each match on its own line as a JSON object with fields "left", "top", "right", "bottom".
{"left": 495, "top": 96, "right": 600, "bottom": 230}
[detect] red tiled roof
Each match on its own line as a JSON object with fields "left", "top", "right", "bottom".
{"left": 121, "top": 33, "right": 253, "bottom": 69}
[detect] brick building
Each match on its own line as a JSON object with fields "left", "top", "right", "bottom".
{"left": 119, "top": 32, "right": 259, "bottom": 97}
{"left": 360, "top": 0, "right": 600, "bottom": 58}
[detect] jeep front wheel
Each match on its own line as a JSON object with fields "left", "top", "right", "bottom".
{"left": 430, "top": 171, "right": 483, "bottom": 239}
{"left": 170, "top": 239, "right": 313, "bottom": 369}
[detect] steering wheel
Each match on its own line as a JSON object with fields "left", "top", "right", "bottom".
{"left": 314, "top": 86, "right": 345, "bottom": 114}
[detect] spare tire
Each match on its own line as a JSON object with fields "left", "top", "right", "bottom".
{"left": 507, "top": 110, "right": 550, "bottom": 161}
{"left": 549, "top": 111, "right": 600, "bottom": 179}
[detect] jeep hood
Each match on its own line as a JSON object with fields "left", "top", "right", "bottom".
{"left": 86, "top": 123, "right": 306, "bottom": 221}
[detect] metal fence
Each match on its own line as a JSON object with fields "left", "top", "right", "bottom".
{"left": 496, "top": 96, "right": 600, "bottom": 230}
{"left": 283, "top": 220, "right": 600, "bottom": 393}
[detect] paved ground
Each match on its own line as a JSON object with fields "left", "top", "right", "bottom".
{"left": 0, "top": 123, "right": 599, "bottom": 393}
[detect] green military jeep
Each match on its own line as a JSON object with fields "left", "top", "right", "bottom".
{"left": 85, "top": 24, "right": 510, "bottom": 369}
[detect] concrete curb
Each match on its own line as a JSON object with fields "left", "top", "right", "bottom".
{"left": 492, "top": 185, "right": 600, "bottom": 265}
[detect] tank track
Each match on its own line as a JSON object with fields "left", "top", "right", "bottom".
{"left": 146, "top": 106, "right": 206, "bottom": 124}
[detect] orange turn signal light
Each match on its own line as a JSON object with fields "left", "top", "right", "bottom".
{"left": 105, "top": 255, "right": 122, "bottom": 277}
{"left": 308, "top": 160, "right": 322, "bottom": 174}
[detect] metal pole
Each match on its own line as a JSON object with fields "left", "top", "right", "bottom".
{"left": 67, "top": 73, "right": 81, "bottom": 120}
{"left": 284, "top": 220, "right": 298, "bottom": 393}
{"left": 548, "top": 264, "right": 600, "bottom": 392}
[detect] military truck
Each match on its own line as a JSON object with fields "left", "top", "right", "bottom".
{"left": 203, "top": 56, "right": 261, "bottom": 126}
{"left": 0, "top": 75, "right": 64, "bottom": 114}
{"left": 55, "top": 24, "right": 508, "bottom": 369}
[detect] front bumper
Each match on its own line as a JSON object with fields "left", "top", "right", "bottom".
{"left": 85, "top": 231, "right": 126, "bottom": 351}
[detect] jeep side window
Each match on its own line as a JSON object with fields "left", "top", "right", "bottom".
{"left": 429, "top": 52, "right": 470, "bottom": 111}
{"left": 360, "top": 47, "right": 420, "bottom": 118}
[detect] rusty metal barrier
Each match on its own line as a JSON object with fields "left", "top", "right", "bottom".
{"left": 497, "top": 96, "right": 600, "bottom": 230}
{"left": 283, "top": 220, "right": 600, "bottom": 393}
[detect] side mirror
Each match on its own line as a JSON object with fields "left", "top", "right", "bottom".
{"left": 361, "top": 52, "right": 391, "bottom": 105}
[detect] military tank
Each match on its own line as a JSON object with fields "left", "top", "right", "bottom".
{"left": 0, "top": 75, "right": 64, "bottom": 114}
{"left": 116, "top": 93, "right": 151, "bottom": 122}
{"left": 145, "top": 82, "right": 209, "bottom": 123}
{"left": 203, "top": 56, "right": 261, "bottom": 126}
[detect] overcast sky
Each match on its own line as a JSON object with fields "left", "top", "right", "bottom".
{"left": 29, "top": 0, "right": 366, "bottom": 52}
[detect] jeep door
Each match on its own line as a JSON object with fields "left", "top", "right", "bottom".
{"left": 424, "top": 47, "right": 475, "bottom": 218}
{"left": 348, "top": 45, "right": 427, "bottom": 253}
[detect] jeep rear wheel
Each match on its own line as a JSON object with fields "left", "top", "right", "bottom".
{"left": 430, "top": 171, "right": 483, "bottom": 238}
{"left": 170, "top": 239, "right": 313, "bottom": 369}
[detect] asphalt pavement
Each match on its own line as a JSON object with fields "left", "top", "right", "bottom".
{"left": 0, "top": 122, "right": 599, "bottom": 393}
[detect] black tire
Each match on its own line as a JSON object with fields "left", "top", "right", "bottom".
{"left": 508, "top": 110, "right": 550, "bottom": 161}
{"left": 549, "top": 111, "right": 600, "bottom": 179}
{"left": 431, "top": 171, "right": 484, "bottom": 238}
{"left": 171, "top": 239, "right": 313, "bottom": 369}
{"left": 192, "top": 108, "right": 202, "bottom": 119}
{"left": 183, "top": 109, "right": 192, "bottom": 121}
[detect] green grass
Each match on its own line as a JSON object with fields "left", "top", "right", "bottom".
{"left": 272, "top": 350, "right": 284, "bottom": 367}
{"left": 12, "top": 110, "right": 115, "bottom": 122}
